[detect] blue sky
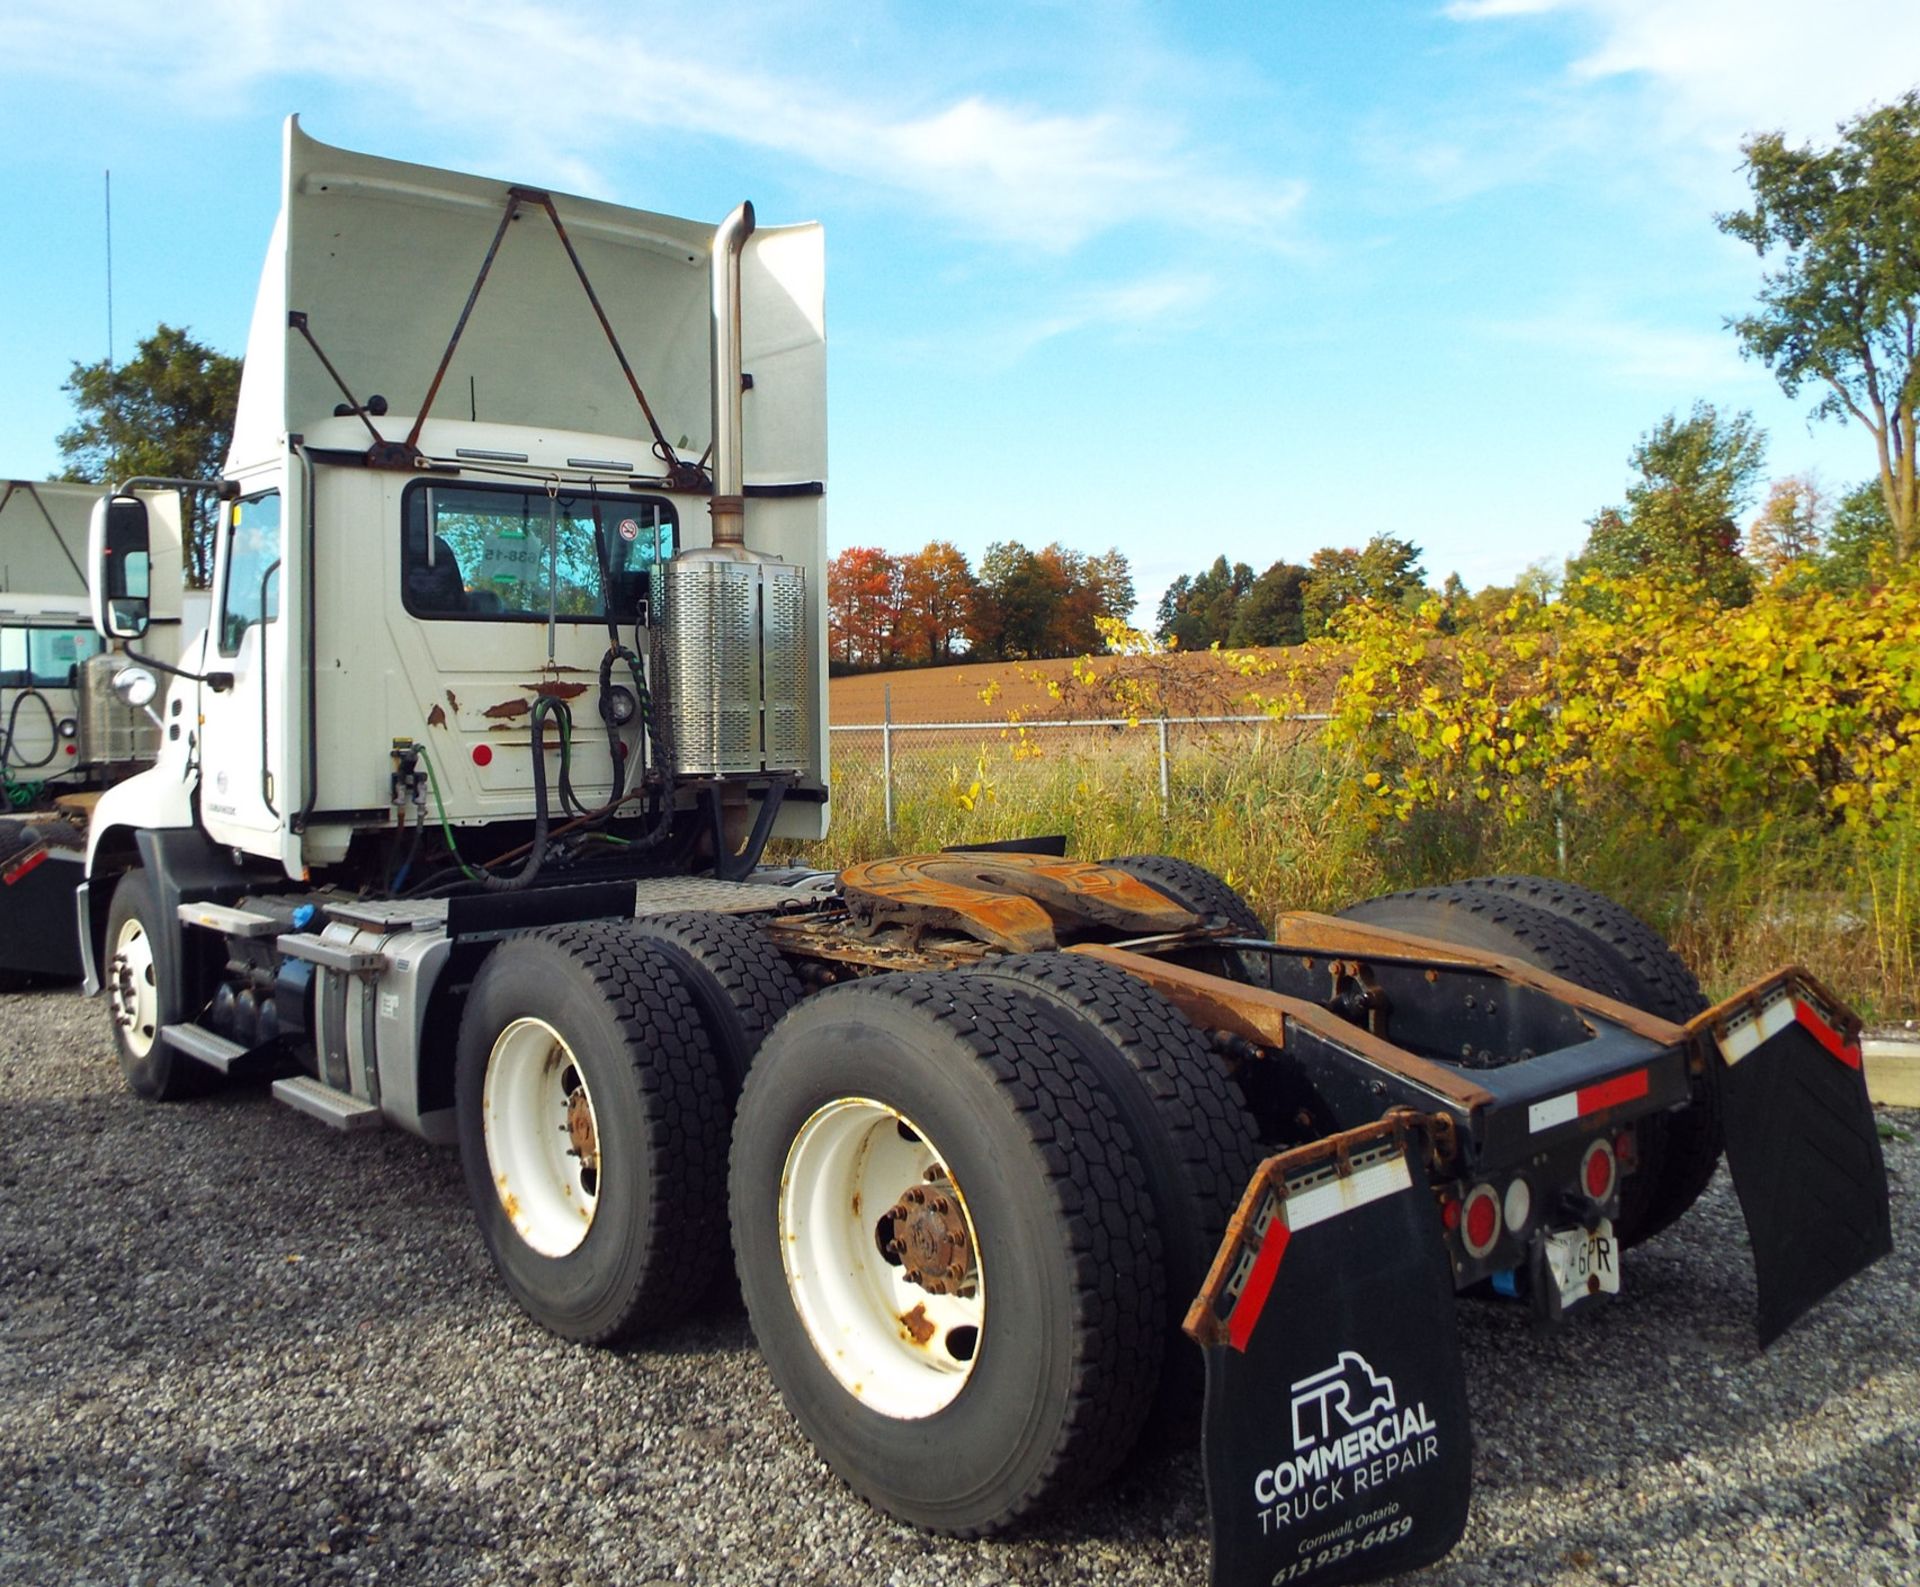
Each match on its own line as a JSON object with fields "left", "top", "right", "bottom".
{"left": 3, "top": 1, "right": 1916, "bottom": 622}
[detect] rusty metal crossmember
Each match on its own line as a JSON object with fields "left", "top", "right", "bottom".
{"left": 837, "top": 853, "right": 1202, "bottom": 953}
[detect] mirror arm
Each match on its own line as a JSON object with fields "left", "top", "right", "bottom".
{"left": 124, "top": 645, "right": 234, "bottom": 693}
{"left": 113, "top": 475, "right": 240, "bottom": 501}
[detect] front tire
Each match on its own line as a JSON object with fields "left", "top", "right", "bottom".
{"left": 103, "top": 869, "right": 210, "bottom": 1101}
{"left": 455, "top": 923, "right": 730, "bottom": 1343}
{"left": 731, "top": 974, "right": 1165, "bottom": 1534}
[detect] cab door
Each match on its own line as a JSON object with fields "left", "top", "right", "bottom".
{"left": 197, "top": 486, "right": 300, "bottom": 873}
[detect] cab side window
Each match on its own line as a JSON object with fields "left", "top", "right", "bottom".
{"left": 219, "top": 492, "right": 281, "bottom": 656}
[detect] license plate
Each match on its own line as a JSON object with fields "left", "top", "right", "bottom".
{"left": 1544, "top": 1219, "right": 1620, "bottom": 1311}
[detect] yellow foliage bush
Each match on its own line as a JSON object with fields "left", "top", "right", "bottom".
{"left": 1321, "top": 573, "right": 1920, "bottom": 841}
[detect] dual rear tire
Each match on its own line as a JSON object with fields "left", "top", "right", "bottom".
{"left": 730, "top": 967, "right": 1258, "bottom": 1533}
{"left": 1337, "top": 876, "right": 1716, "bottom": 1246}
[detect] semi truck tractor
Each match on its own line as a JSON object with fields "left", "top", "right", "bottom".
{"left": 0, "top": 478, "right": 200, "bottom": 978}
{"left": 75, "top": 120, "right": 1891, "bottom": 1587}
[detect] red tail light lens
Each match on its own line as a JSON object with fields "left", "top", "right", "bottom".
{"left": 1582, "top": 1139, "right": 1617, "bottom": 1202}
{"left": 1462, "top": 1184, "right": 1501, "bottom": 1257}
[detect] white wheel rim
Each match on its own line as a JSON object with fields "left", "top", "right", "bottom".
{"left": 109, "top": 914, "right": 158, "bottom": 1058}
{"left": 483, "top": 1017, "right": 600, "bottom": 1258}
{"left": 780, "top": 1098, "right": 987, "bottom": 1419}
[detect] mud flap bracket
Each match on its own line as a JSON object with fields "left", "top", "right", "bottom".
{"left": 1694, "top": 972, "right": 1892, "bottom": 1347}
{"left": 1187, "top": 1118, "right": 1473, "bottom": 1587}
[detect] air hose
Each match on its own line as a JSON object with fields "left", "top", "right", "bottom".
{"left": 1, "top": 689, "right": 60, "bottom": 773}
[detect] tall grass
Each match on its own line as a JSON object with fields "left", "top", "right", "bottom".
{"left": 785, "top": 725, "right": 1920, "bottom": 1021}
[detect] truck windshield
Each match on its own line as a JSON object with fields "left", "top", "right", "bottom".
{"left": 0, "top": 626, "right": 104, "bottom": 689}
{"left": 401, "top": 482, "right": 677, "bottom": 624}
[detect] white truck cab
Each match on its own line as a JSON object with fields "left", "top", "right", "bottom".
{"left": 80, "top": 117, "right": 829, "bottom": 1003}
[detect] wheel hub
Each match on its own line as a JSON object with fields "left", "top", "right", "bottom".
{"left": 565, "top": 1088, "right": 599, "bottom": 1165}
{"left": 482, "top": 1018, "right": 600, "bottom": 1258}
{"left": 780, "top": 1099, "right": 987, "bottom": 1419}
{"left": 883, "top": 1184, "right": 975, "bottom": 1297}
{"left": 108, "top": 918, "right": 158, "bottom": 1057}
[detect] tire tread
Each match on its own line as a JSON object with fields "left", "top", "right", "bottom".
{"left": 736, "top": 971, "right": 1166, "bottom": 1533}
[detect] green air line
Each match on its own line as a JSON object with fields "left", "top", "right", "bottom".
{"left": 418, "top": 744, "right": 482, "bottom": 882}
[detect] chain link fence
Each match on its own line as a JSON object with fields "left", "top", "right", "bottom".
{"left": 824, "top": 713, "right": 1332, "bottom": 855}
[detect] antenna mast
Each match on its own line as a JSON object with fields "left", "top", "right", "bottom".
{"left": 104, "top": 169, "right": 115, "bottom": 370}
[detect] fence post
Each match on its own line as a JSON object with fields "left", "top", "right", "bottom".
{"left": 882, "top": 682, "right": 895, "bottom": 834}
{"left": 1157, "top": 716, "right": 1170, "bottom": 811}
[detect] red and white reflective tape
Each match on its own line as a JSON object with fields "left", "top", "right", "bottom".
{"left": 1526, "top": 1068, "right": 1649, "bottom": 1135}
{"left": 1226, "top": 1154, "right": 1414, "bottom": 1352}
{"left": 1718, "top": 995, "right": 1860, "bottom": 1070}
{"left": 2, "top": 848, "right": 48, "bottom": 886}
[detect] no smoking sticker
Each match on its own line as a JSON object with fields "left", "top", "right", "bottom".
{"left": 618, "top": 518, "right": 640, "bottom": 542}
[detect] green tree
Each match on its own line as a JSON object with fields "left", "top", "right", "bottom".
{"left": 1719, "top": 91, "right": 1920, "bottom": 563}
{"left": 969, "top": 541, "right": 1062, "bottom": 661}
{"left": 1573, "top": 403, "right": 1765, "bottom": 605}
{"left": 1228, "top": 560, "right": 1308, "bottom": 646}
{"left": 1155, "top": 556, "right": 1251, "bottom": 649}
{"left": 1301, "top": 535, "right": 1426, "bottom": 638}
{"left": 1055, "top": 546, "right": 1134, "bottom": 655}
{"left": 1819, "top": 479, "right": 1898, "bottom": 590}
{"left": 59, "top": 324, "right": 242, "bottom": 587}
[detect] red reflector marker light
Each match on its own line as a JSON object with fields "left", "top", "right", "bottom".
{"left": 1583, "top": 1139, "right": 1617, "bottom": 1202}
{"left": 472, "top": 744, "right": 493, "bottom": 767}
{"left": 1462, "top": 1184, "right": 1501, "bottom": 1257}
{"left": 1439, "top": 1195, "right": 1461, "bottom": 1232}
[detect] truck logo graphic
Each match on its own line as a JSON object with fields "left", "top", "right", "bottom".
{"left": 1290, "top": 1351, "right": 1398, "bottom": 1449}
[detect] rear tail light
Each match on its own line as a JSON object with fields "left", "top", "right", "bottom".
{"left": 1461, "top": 1183, "right": 1501, "bottom": 1258}
{"left": 1582, "top": 1138, "right": 1617, "bottom": 1203}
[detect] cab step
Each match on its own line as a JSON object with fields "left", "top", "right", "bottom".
{"left": 175, "top": 902, "right": 281, "bottom": 938}
{"left": 271, "top": 1075, "right": 382, "bottom": 1132}
{"left": 159, "top": 1022, "right": 292, "bottom": 1080}
{"left": 160, "top": 1022, "right": 248, "bottom": 1073}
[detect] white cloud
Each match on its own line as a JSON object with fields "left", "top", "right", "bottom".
{"left": 1447, "top": 0, "right": 1920, "bottom": 149}
{"left": 1482, "top": 304, "right": 1757, "bottom": 387}
{"left": 1443, "top": 0, "right": 1563, "bottom": 17}
{"left": 1, "top": 0, "right": 1303, "bottom": 254}
{"left": 900, "top": 272, "right": 1221, "bottom": 371}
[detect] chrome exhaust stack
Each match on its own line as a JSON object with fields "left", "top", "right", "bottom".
{"left": 653, "top": 200, "right": 810, "bottom": 777}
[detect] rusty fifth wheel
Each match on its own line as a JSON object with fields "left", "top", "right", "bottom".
{"left": 731, "top": 972, "right": 1165, "bottom": 1534}
{"left": 454, "top": 923, "right": 730, "bottom": 1343}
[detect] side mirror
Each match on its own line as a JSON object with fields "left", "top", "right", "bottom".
{"left": 88, "top": 494, "right": 152, "bottom": 640}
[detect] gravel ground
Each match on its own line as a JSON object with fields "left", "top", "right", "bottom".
{"left": 2, "top": 983, "right": 1915, "bottom": 1587}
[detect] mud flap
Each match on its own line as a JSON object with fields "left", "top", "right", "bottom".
{"left": 1187, "top": 1122, "right": 1472, "bottom": 1587}
{"left": 1703, "top": 977, "right": 1892, "bottom": 1347}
